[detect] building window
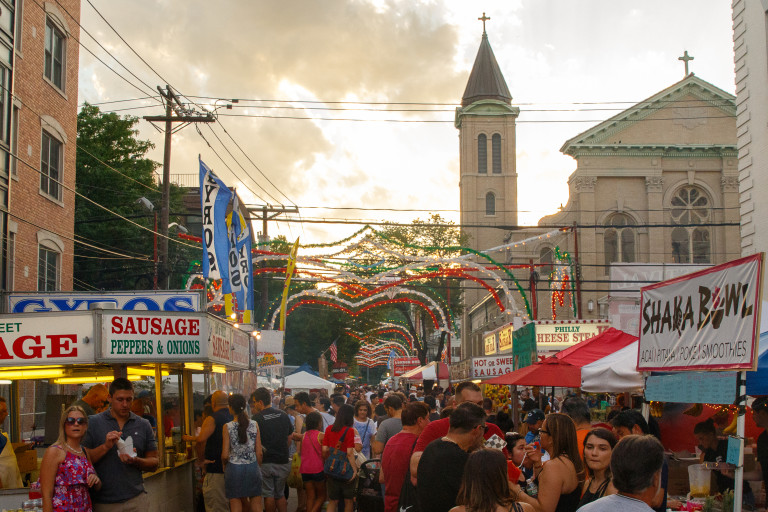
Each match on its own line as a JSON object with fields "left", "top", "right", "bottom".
{"left": 41, "top": 130, "right": 62, "bottom": 200}
{"left": 604, "top": 213, "right": 636, "bottom": 271}
{"left": 491, "top": 133, "right": 502, "bottom": 174}
{"left": 485, "top": 192, "right": 495, "bottom": 216}
{"left": 540, "top": 246, "right": 554, "bottom": 275}
{"left": 477, "top": 134, "right": 487, "bottom": 173}
{"left": 44, "top": 18, "right": 65, "bottom": 90}
{"left": 38, "top": 246, "right": 59, "bottom": 291}
{"left": 670, "top": 185, "right": 711, "bottom": 263}
{"left": 10, "top": 105, "right": 17, "bottom": 176}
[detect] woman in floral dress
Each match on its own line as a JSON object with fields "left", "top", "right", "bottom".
{"left": 40, "top": 405, "right": 101, "bottom": 512}
{"left": 222, "top": 393, "right": 263, "bottom": 512}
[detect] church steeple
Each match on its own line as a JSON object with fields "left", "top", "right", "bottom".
{"left": 461, "top": 29, "right": 512, "bottom": 107}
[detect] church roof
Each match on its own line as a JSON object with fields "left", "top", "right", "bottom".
{"left": 560, "top": 74, "right": 736, "bottom": 155}
{"left": 461, "top": 33, "right": 512, "bottom": 107}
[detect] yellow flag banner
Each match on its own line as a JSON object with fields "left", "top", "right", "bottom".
{"left": 279, "top": 237, "right": 300, "bottom": 333}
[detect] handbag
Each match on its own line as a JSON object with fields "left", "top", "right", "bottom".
{"left": 287, "top": 452, "right": 303, "bottom": 489}
{"left": 323, "top": 427, "right": 355, "bottom": 481}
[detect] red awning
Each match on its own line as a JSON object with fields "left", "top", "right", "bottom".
{"left": 555, "top": 327, "right": 637, "bottom": 367}
{"left": 484, "top": 328, "right": 636, "bottom": 388}
{"left": 484, "top": 357, "right": 582, "bottom": 387}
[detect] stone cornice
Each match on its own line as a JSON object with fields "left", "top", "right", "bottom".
{"left": 567, "top": 144, "right": 737, "bottom": 158}
{"left": 455, "top": 100, "right": 521, "bottom": 128}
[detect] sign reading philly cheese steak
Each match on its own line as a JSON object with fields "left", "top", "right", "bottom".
{"left": 637, "top": 254, "right": 763, "bottom": 371}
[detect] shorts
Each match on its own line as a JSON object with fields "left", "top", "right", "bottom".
{"left": 260, "top": 462, "right": 292, "bottom": 498}
{"left": 326, "top": 475, "right": 356, "bottom": 500}
{"left": 302, "top": 472, "right": 326, "bottom": 483}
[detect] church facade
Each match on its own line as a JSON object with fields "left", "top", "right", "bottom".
{"left": 457, "top": 30, "right": 739, "bottom": 358}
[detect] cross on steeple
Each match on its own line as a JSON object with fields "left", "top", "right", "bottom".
{"left": 478, "top": 12, "right": 490, "bottom": 35}
{"left": 678, "top": 50, "right": 694, "bottom": 76}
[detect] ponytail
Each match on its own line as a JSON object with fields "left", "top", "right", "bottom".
{"left": 228, "top": 394, "right": 249, "bottom": 445}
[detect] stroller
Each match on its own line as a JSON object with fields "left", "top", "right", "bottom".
{"left": 356, "top": 458, "right": 384, "bottom": 512}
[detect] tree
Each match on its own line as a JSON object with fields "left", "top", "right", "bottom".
{"left": 74, "top": 104, "right": 193, "bottom": 290}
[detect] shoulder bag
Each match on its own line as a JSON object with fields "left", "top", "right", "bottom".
{"left": 324, "top": 427, "right": 355, "bottom": 481}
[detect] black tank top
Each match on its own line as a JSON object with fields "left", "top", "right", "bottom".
{"left": 554, "top": 485, "right": 582, "bottom": 512}
{"left": 577, "top": 478, "right": 610, "bottom": 509}
{"left": 205, "top": 408, "right": 233, "bottom": 473}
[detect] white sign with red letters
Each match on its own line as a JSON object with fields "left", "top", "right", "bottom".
{"left": 0, "top": 312, "right": 96, "bottom": 365}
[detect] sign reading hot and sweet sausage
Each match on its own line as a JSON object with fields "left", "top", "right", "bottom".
{"left": 637, "top": 254, "right": 763, "bottom": 371}
{"left": 0, "top": 312, "right": 95, "bottom": 364}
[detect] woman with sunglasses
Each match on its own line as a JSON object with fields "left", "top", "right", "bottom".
{"left": 577, "top": 429, "right": 617, "bottom": 508}
{"left": 511, "top": 414, "right": 584, "bottom": 512}
{"left": 450, "top": 449, "right": 534, "bottom": 512}
{"left": 40, "top": 406, "right": 101, "bottom": 512}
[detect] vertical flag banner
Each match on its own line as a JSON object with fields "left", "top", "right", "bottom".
{"left": 388, "top": 349, "right": 396, "bottom": 369}
{"left": 199, "top": 158, "right": 234, "bottom": 293}
{"left": 279, "top": 237, "right": 300, "bottom": 333}
{"left": 226, "top": 193, "right": 253, "bottom": 322}
{"left": 330, "top": 341, "right": 338, "bottom": 363}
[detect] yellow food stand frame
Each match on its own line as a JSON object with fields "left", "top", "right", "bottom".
{"left": 0, "top": 308, "right": 252, "bottom": 509}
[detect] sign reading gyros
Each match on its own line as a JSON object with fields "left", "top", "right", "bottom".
{"left": 637, "top": 254, "right": 763, "bottom": 371}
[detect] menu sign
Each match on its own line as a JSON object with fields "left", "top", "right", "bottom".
{"left": 498, "top": 326, "right": 513, "bottom": 352}
{"left": 484, "top": 333, "right": 497, "bottom": 355}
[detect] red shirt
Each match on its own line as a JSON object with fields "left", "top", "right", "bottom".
{"left": 414, "top": 417, "right": 508, "bottom": 456}
{"left": 382, "top": 431, "right": 418, "bottom": 512}
{"left": 323, "top": 425, "right": 355, "bottom": 451}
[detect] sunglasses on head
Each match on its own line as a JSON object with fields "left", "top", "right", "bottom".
{"left": 65, "top": 417, "right": 87, "bottom": 425}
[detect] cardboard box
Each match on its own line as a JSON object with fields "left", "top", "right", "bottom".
{"left": 12, "top": 443, "right": 37, "bottom": 474}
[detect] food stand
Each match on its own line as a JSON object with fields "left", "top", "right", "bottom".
{"left": 0, "top": 307, "right": 252, "bottom": 509}
{"left": 636, "top": 254, "right": 764, "bottom": 512}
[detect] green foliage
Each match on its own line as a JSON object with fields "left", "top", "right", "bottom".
{"left": 74, "top": 103, "right": 194, "bottom": 290}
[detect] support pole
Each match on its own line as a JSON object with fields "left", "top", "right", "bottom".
{"left": 572, "top": 222, "right": 583, "bottom": 319}
{"left": 734, "top": 370, "right": 746, "bottom": 512}
{"left": 155, "top": 364, "right": 166, "bottom": 467}
{"left": 157, "top": 90, "right": 173, "bottom": 290}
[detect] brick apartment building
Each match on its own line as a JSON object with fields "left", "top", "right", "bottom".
{"left": 4, "top": 0, "right": 80, "bottom": 293}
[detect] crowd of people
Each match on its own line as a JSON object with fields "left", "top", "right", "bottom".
{"left": 35, "top": 378, "right": 745, "bottom": 512}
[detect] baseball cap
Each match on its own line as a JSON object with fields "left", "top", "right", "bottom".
{"left": 284, "top": 396, "right": 296, "bottom": 408}
{"left": 525, "top": 409, "right": 546, "bottom": 424}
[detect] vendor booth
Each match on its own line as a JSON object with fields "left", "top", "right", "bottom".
{"left": 0, "top": 307, "right": 253, "bottom": 510}
{"left": 284, "top": 371, "right": 335, "bottom": 394}
{"left": 400, "top": 361, "right": 449, "bottom": 381}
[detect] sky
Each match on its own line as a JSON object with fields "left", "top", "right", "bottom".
{"left": 77, "top": 0, "right": 737, "bottom": 246}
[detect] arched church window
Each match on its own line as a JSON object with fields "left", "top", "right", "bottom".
{"left": 540, "top": 246, "right": 554, "bottom": 275}
{"left": 669, "top": 185, "right": 711, "bottom": 263}
{"left": 478, "top": 134, "right": 487, "bottom": 174}
{"left": 485, "top": 192, "right": 495, "bottom": 216}
{"left": 492, "top": 133, "right": 502, "bottom": 174}
{"left": 604, "top": 213, "right": 636, "bottom": 272}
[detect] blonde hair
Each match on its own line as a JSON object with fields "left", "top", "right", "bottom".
{"left": 56, "top": 406, "right": 88, "bottom": 447}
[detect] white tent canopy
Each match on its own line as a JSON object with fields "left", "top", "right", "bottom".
{"left": 284, "top": 371, "right": 335, "bottom": 393}
{"left": 580, "top": 340, "right": 644, "bottom": 393}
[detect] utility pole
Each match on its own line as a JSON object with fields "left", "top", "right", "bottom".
{"left": 144, "top": 86, "right": 214, "bottom": 289}
{"left": 247, "top": 205, "right": 299, "bottom": 314}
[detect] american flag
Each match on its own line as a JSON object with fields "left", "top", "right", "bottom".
{"left": 330, "top": 341, "right": 337, "bottom": 362}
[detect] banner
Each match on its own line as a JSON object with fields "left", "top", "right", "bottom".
{"left": 393, "top": 356, "right": 420, "bottom": 376}
{"left": 512, "top": 323, "right": 537, "bottom": 370}
{"left": 225, "top": 194, "right": 254, "bottom": 323}
{"left": 200, "top": 158, "right": 233, "bottom": 293}
{"left": 279, "top": 238, "right": 300, "bottom": 333}
{"left": 637, "top": 254, "right": 763, "bottom": 371}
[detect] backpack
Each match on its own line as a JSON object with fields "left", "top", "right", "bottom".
{"left": 323, "top": 427, "right": 355, "bottom": 481}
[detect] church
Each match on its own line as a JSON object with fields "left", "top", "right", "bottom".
{"left": 457, "top": 26, "right": 739, "bottom": 359}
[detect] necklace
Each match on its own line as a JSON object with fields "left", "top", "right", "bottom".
{"left": 63, "top": 442, "right": 83, "bottom": 455}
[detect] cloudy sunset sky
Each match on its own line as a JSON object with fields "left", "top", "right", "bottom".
{"left": 78, "top": 0, "right": 736, "bottom": 245}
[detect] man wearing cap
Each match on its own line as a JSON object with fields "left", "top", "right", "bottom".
{"left": 524, "top": 409, "right": 546, "bottom": 444}
{"left": 752, "top": 397, "right": 768, "bottom": 498}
